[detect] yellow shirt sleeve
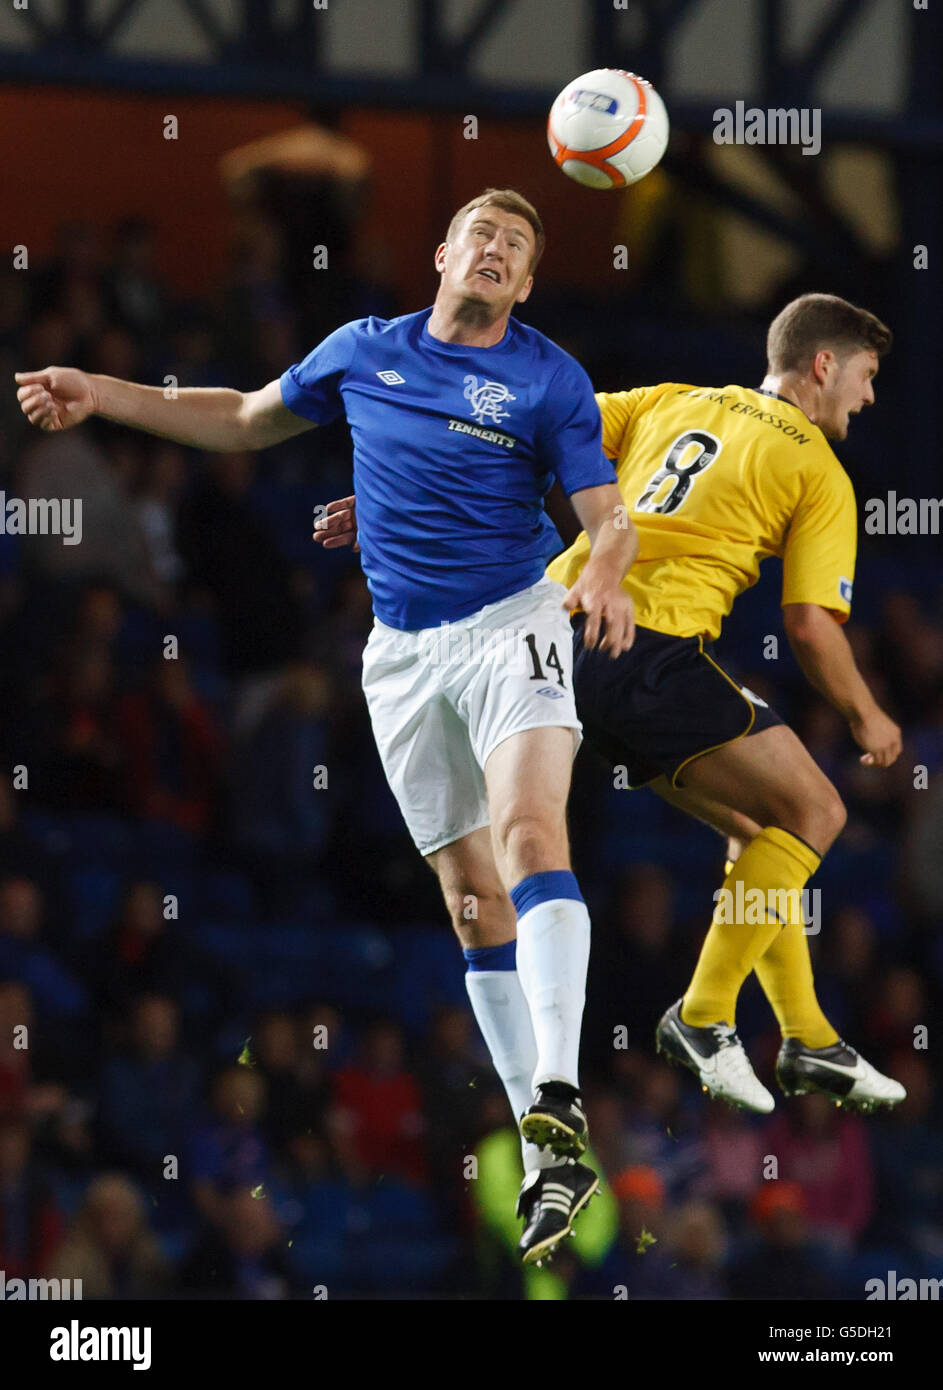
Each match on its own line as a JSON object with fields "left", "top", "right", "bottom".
{"left": 595, "top": 387, "right": 654, "bottom": 460}
{"left": 781, "top": 457, "right": 857, "bottom": 620}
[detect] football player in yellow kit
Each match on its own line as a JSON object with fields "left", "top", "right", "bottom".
{"left": 315, "top": 293, "right": 906, "bottom": 1115}
{"left": 549, "top": 292, "right": 904, "bottom": 1114}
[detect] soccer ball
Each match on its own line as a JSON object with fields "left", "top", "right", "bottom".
{"left": 547, "top": 69, "right": 670, "bottom": 189}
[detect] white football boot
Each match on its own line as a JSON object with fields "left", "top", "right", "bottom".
{"left": 656, "top": 998, "right": 775, "bottom": 1114}
{"left": 776, "top": 1037, "right": 906, "bottom": 1112}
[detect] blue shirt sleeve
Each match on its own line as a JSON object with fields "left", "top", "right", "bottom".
{"left": 279, "top": 320, "right": 362, "bottom": 424}
{"left": 537, "top": 355, "right": 616, "bottom": 496}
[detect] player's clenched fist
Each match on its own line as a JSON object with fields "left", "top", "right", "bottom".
{"left": 14, "top": 367, "right": 97, "bottom": 432}
{"left": 850, "top": 705, "right": 902, "bottom": 768}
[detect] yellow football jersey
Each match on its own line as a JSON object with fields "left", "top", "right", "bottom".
{"left": 547, "top": 382, "right": 857, "bottom": 640}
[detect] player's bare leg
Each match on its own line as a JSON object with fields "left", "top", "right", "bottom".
{"left": 649, "top": 774, "right": 761, "bottom": 848}
{"left": 426, "top": 826, "right": 546, "bottom": 1171}
{"left": 485, "top": 724, "right": 588, "bottom": 1123}
{"left": 674, "top": 724, "right": 845, "bottom": 852}
{"left": 650, "top": 732, "right": 906, "bottom": 1110}
{"left": 476, "top": 723, "right": 600, "bottom": 1259}
{"left": 427, "top": 816, "right": 598, "bottom": 1263}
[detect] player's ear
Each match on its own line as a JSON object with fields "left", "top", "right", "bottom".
{"left": 812, "top": 348, "right": 835, "bottom": 385}
{"left": 433, "top": 241, "right": 449, "bottom": 274}
{"left": 515, "top": 274, "right": 534, "bottom": 305}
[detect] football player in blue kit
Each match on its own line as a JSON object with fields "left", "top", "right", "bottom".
{"left": 16, "top": 188, "right": 637, "bottom": 1265}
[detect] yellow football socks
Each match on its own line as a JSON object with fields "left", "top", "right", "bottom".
{"left": 720, "top": 851, "right": 840, "bottom": 1047}
{"left": 681, "top": 827, "right": 822, "bottom": 1028}
{"left": 754, "top": 919, "right": 839, "bottom": 1047}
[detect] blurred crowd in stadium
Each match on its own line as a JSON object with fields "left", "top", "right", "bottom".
{"left": 0, "top": 205, "right": 942, "bottom": 1300}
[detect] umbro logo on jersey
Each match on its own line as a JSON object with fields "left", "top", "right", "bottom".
{"left": 376, "top": 370, "right": 405, "bottom": 385}
{"left": 535, "top": 686, "right": 566, "bottom": 700}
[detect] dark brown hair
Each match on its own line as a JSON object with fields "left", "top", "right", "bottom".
{"left": 767, "top": 293, "right": 892, "bottom": 373}
{"left": 446, "top": 189, "right": 545, "bottom": 272}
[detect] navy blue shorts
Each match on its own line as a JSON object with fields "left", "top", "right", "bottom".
{"left": 572, "top": 616, "right": 784, "bottom": 789}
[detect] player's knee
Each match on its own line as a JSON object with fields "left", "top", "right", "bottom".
{"left": 493, "top": 810, "right": 565, "bottom": 871}
{"left": 773, "top": 784, "right": 846, "bottom": 854}
{"left": 440, "top": 881, "right": 514, "bottom": 939}
{"left": 819, "top": 789, "right": 847, "bottom": 847}
{"left": 800, "top": 785, "right": 846, "bottom": 851}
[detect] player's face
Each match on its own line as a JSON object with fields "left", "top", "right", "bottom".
{"left": 819, "top": 348, "right": 878, "bottom": 441}
{"left": 436, "top": 208, "right": 535, "bottom": 314}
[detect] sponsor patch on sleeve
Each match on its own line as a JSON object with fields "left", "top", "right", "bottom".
{"left": 839, "top": 577, "right": 853, "bottom": 604}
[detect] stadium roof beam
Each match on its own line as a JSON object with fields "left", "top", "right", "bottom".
{"left": 592, "top": 0, "right": 702, "bottom": 90}
{"left": 760, "top": 0, "right": 865, "bottom": 103}
{"left": 418, "top": 0, "right": 512, "bottom": 75}
{"left": 661, "top": 146, "right": 878, "bottom": 286}
{"left": 0, "top": 0, "right": 939, "bottom": 147}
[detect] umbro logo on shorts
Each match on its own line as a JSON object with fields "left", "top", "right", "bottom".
{"left": 376, "top": 370, "right": 405, "bottom": 385}
{"left": 535, "top": 686, "right": 566, "bottom": 699}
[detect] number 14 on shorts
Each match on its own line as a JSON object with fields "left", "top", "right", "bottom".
{"left": 525, "top": 633, "right": 566, "bottom": 687}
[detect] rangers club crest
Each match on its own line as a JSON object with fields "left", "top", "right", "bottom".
{"left": 463, "top": 374, "right": 516, "bottom": 425}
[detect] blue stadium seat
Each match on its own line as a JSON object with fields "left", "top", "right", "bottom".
{"left": 156, "top": 1230, "right": 196, "bottom": 1266}
{"left": 176, "top": 979, "right": 220, "bottom": 1020}
{"left": 198, "top": 869, "right": 254, "bottom": 920}
{"left": 245, "top": 922, "right": 322, "bottom": 1008}
{"left": 69, "top": 865, "right": 123, "bottom": 940}
{"left": 131, "top": 821, "right": 199, "bottom": 873}
{"left": 191, "top": 921, "right": 255, "bottom": 973}
{"left": 191, "top": 919, "right": 407, "bottom": 1012}
{"left": 285, "top": 1236, "right": 353, "bottom": 1289}
{"left": 188, "top": 666, "right": 231, "bottom": 721}
{"left": 307, "top": 924, "right": 396, "bottom": 1014}
{"left": 212, "top": 1019, "right": 257, "bottom": 1065}
{"left": 277, "top": 1180, "right": 362, "bottom": 1288}
{"left": 173, "top": 609, "right": 222, "bottom": 668}
{"left": 390, "top": 926, "right": 465, "bottom": 1032}
{"left": 249, "top": 482, "right": 329, "bottom": 565}
{"left": 296, "top": 1182, "right": 360, "bottom": 1239}
{"left": 355, "top": 1237, "right": 460, "bottom": 1294}
{"left": 21, "top": 808, "right": 73, "bottom": 851}
{"left": 247, "top": 922, "right": 396, "bottom": 1011}
{"left": 366, "top": 1182, "right": 440, "bottom": 1235}
{"left": 284, "top": 879, "right": 338, "bottom": 923}
{"left": 113, "top": 606, "right": 162, "bottom": 667}
{"left": 47, "top": 1171, "right": 89, "bottom": 1220}
{"left": 65, "top": 813, "right": 135, "bottom": 865}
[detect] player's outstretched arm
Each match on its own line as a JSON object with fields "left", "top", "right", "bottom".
{"left": 783, "top": 602, "right": 902, "bottom": 767}
{"left": 563, "top": 482, "right": 638, "bottom": 656}
{"left": 15, "top": 370, "right": 313, "bottom": 452}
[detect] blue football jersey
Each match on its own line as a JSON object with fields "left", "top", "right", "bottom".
{"left": 281, "top": 308, "right": 615, "bottom": 630}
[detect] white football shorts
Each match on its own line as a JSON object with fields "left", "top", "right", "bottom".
{"left": 361, "top": 575, "right": 581, "bottom": 856}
